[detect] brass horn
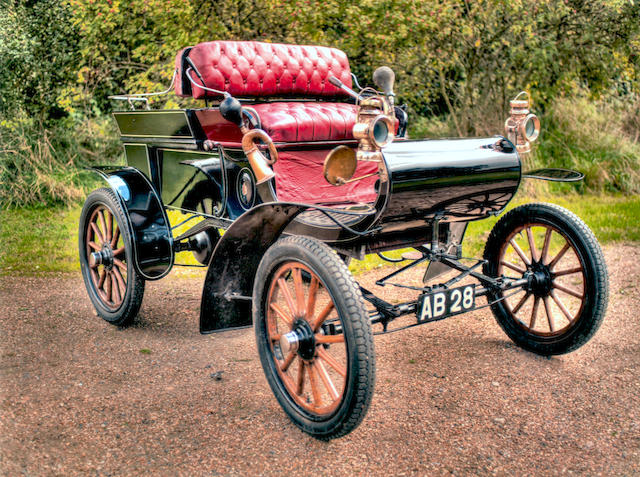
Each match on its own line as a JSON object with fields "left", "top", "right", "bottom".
{"left": 241, "top": 129, "right": 277, "bottom": 184}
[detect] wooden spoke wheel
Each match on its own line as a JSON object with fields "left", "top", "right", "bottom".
{"left": 483, "top": 203, "right": 608, "bottom": 355}
{"left": 254, "top": 236, "right": 375, "bottom": 440}
{"left": 79, "top": 188, "right": 144, "bottom": 326}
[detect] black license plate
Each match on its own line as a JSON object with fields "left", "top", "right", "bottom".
{"left": 417, "top": 284, "right": 476, "bottom": 323}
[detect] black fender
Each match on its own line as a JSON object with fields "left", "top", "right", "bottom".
{"left": 89, "top": 166, "right": 173, "bottom": 280}
{"left": 199, "top": 202, "right": 310, "bottom": 333}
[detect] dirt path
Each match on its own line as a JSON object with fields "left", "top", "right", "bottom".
{"left": 1, "top": 244, "right": 639, "bottom": 476}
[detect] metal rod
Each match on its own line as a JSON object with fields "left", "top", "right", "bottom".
{"left": 375, "top": 254, "right": 431, "bottom": 286}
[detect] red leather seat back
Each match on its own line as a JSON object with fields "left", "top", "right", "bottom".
{"left": 175, "top": 41, "right": 352, "bottom": 99}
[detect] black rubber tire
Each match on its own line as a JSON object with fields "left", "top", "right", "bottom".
{"left": 79, "top": 188, "right": 145, "bottom": 326}
{"left": 483, "top": 203, "right": 608, "bottom": 355}
{"left": 253, "top": 235, "right": 375, "bottom": 440}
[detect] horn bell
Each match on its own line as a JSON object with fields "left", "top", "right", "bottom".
{"left": 241, "top": 129, "right": 277, "bottom": 185}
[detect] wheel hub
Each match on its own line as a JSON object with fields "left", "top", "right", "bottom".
{"left": 279, "top": 319, "right": 316, "bottom": 360}
{"left": 529, "top": 261, "right": 553, "bottom": 297}
{"left": 89, "top": 245, "right": 114, "bottom": 270}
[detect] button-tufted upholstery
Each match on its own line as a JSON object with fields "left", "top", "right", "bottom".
{"left": 175, "top": 41, "right": 352, "bottom": 99}
{"left": 251, "top": 102, "right": 357, "bottom": 142}
{"left": 198, "top": 102, "right": 357, "bottom": 143}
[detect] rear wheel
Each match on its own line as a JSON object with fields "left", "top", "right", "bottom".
{"left": 253, "top": 236, "right": 375, "bottom": 439}
{"left": 483, "top": 203, "right": 608, "bottom": 355}
{"left": 79, "top": 188, "right": 145, "bottom": 326}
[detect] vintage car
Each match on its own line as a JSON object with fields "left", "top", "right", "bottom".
{"left": 79, "top": 41, "right": 609, "bottom": 439}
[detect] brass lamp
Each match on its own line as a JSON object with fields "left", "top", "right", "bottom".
{"left": 505, "top": 91, "right": 540, "bottom": 154}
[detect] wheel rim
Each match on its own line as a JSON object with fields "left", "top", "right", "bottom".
{"left": 266, "top": 262, "right": 347, "bottom": 416}
{"left": 85, "top": 205, "right": 128, "bottom": 310}
{"left": 497, "top": 223, "right": 586, "bottom": 337}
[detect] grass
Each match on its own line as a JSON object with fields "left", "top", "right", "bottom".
{"left": 0, "top": 192, "right": 638, "bottom": 276}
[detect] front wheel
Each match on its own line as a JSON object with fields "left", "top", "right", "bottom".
{"left": 253, "top": 236, "right": 375, "bottom": 440}
{"left": 483, "top": 203, "right": 608, "bottom": 355}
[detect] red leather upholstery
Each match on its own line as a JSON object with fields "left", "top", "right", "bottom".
{"left": 274, "top": 148, "right": 378, "bottom": 204}
{"left": 251, "top": 102, "right": 357, "bottom": 142}
{"left": 175, "top": 41, "right": 352, "bottom": 99}
{"left": 197, "top": 102, "right": 357, "bottom": 143}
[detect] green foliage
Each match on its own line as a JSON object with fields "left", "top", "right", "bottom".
{"left": 0, "top": 205, "right": 82, "bottom": 274}
{"left": 535, "top": 92, "right": 640, "bottom": 194}
{"left": 0, "top": 1, "right": 80, "bottom": 121}
{"left": 0, "top": 117, "right": 121, "bottom": 208}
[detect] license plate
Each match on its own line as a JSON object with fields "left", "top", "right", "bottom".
{"left": 417, "top": 284, "right": 476, "bottom": 323}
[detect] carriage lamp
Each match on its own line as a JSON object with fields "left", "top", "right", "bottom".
{"left": 324, "top": 89, "right": 395, "bottom": 185}
{"left": 505, "top": 91, "right": 540, "bottom": 154}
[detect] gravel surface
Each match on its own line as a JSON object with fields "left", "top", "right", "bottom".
{"left": 1, "top": 244, "right": 639, "bottom": 476}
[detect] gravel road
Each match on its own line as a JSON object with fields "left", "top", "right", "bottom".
{"left": 1, "top": 244, "right": 639, "bottom": 476}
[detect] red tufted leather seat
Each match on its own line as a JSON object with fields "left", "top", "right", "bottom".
{"left": 178, "top": 41, "right": 358, "bottom": 143}
{"left": 176, "top": 41, "right": 352, "bottom": 99}
{"left": 250, "top": 102, "right": 357, "bottom": 142}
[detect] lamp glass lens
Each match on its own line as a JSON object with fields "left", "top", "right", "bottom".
{"left": 373, "top": 119, "right": 389, "bottom": 145}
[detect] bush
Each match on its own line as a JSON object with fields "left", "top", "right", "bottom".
{"left": 0, "top": 116, "right": 121, "bottom": 208}
{"left": 535, "top": 93, "right": 640, "bottom": 194}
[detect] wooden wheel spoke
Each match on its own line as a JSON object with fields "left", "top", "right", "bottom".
{"left": 296, "top": 360, "right": 305, "bottom": 395}
{"left": 553, "top": 282, "right": 583, "bottom": 299}
{"left": 110, "top": 225, "right": 120, "bottom": 249}
{"left": 548, "top": 242, "right": 570, "bottom": 269}
{"left": 542, "top": 296, "right": 554, "bottom": 332}
{"left": 315, "top": 334, "right": 344, "bottom": 345}
{"left": 306, "top": 276, "right": 319, "bottom": 324}
{"left": 270, "top": 302, "right": 294, "bottom": 326}
{"left": 541, "top": 228, "right": 553, "bottom": 264}
{"left": 97, "top": 269, "right": 106, "bottom": 289}
{"left": 500, "top": 260, "right": 526, "bottom": 275}
{"left": 314, "top": 360, "right": 339, "bottom": 401}
{"left": 98, "top": 210, "right": 108, "bottom": 243}
{"left": 111, "top": 272, "right": 122, "bottom": 303}
{"left": 526, "top": 226, "right": 538, "bottom": 263}
{"left": 317, "top": 347, "right": 346, "bottom": 378}
{"left": 281, "top": 350, "right": 296, "bottom": 372}
{"left": 88, "top": 241, "right": 101, "bottom": 252}
{"left": 307, "top": 361, "right": 323, "bottom": 407}
{"left": 113, "top": 258, "right": 127, "bottom": 272}
{"left": 277, "top": 277, "right": 298, "bottom": 318}
{"left": 511, "top": 291, "right": 531, "bottom": 315}
{"left": 550, "top": 290, "right": 574, "bottom": 323}
{"left": 530, "top": 297, "right": 540, "bottom": 329}
{"left": 90, "top": 222, "right": 105, "bottom": 244}
{"left": 553, "top": 266, "right": 583, "bottom": 277}
{"left": 292, "top": 268, "right": 305, "bottom": 317}
{"left": 112, "top": 246, "right": 125, "bottom": 257}
{"left": 105, "top": 272, "right": 113, "bottom": 303}
{"left": 113, "top": 267, "right": 126, "bottom": 296}
{"left": 509, "top": 238, "right": 531, "bottom": 266}
{"left": 105, "top": 210, "right": 113, "bottom": 242}
{"left": 312, "top": 302, "right": 335, "bottom": 332}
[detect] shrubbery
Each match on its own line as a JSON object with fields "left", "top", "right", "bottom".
{"left": 1, "top": 0, "right": 639, "bottom": 207}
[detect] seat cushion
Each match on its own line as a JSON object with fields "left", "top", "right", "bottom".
{"left": 251, "top": 102, "right": 357, "bottom": 143}
{"left": 175, "top": 41, "right": 352, "bottom": 100}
